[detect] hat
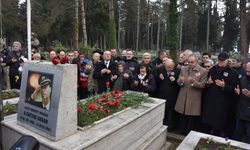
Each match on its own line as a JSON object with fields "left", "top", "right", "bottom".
{"left": 39, "top": 76, "right": 51, "bottom": 87}
{"left": 218, "top": 52, "right": 229, "bottom": 61}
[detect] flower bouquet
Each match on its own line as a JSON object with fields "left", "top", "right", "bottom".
{"left": 77, "top": 90, "right": 151, "bottom": 127}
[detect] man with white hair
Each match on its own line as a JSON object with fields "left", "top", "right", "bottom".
{"left": 140, "top": 52, "right": 157, "bottom": 78}
{"left": 93, "top": 50, "right": 116, "bottom": 93}
{"left": 5, "top": 41, "right": 26, "bottom": 89}
{"left": 175, "top": 54, "right": 207, "bottom": 135}
{"left": 157, "top": 59, "right": 181, "bottom": 130}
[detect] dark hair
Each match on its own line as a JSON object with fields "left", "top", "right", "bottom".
{"left": 158, "top": 50, "right": 165, "bottom": 56}
{"left": 202, "top": 52, "right": 211, "bottom": 58}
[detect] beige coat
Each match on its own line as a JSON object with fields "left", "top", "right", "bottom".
{"left": 175, "top": 65, "right": 208, "bottom": 116}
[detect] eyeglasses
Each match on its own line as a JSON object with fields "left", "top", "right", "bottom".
{"left": 204, "top": 65, "right": 211, "bottom": 68}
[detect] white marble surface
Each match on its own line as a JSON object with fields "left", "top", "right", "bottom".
{"left": 177, "top": 131, "right": 250, "bottom": 150}
{"left": 2, "top": 98, "right": 167, "bottom": 150}
{"left": 3, "top": 97, "right": 19, "bottom": 105}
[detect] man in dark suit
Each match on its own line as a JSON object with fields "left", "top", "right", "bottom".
{"left": 93, "top": 50, "right": 116, "bottom": 93}
{"left": 156, "top": 59, "right": 180, "bottom": 130}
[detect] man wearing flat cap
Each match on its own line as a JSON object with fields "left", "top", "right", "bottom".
{"left": 28, "top": 76, "right": 52, "bottom": 110}
{"left": 202, "top": 52, "right": 239, "bottom": 137}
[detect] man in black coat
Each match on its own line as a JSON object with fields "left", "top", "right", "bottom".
{"left": 202, "top": 52, "right": 239, "bottom": 136}
{"left": 234, "top": 62, "right": 250, "bottom": 144}
{"left": 93, "top": 50, "right": 116, "bottom": 93}
{"left": 5, "top": 41, "right": 27, "bottom": 89}
{"left": 157, "top": 59, "right": 180, "bottom": 130}
{"left": 124, "top": 49, "right": 139, "bottom": 76}
{"left": 110, "top": 48, "right": 122, "bottom": 63}
{"left": 152, "top": 50, "right": 167, "bottom": 69}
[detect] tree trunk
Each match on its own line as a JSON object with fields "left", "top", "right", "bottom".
{"left": 240, "top": 0, "right": 248, "bottom": 61}
{"left": 156, "top": 0, "right": 161, "bottom": 51}
{"left": 168, "top": 0, "right": 179, "bottom": 62}
{"left": 147, "top": 0, "right": 150, "bottom": 51}
{"left": 72, "top": 0, "right": 79, "bottom": 50}
{"left": 108, "top": 0, "right": 117, "bottom": 49}
{"left": 80, "top": 0, "right": 88, "bottom": 47}
{"left": 206, "top": 0, "right": 210, "bottom": 52}
{"left": 117, "top": 0, "right": 121, "bottom": 50}
{"left": 136, "top": 0, "right": 140, "bottom": 52}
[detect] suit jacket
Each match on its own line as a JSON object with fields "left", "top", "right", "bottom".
{"left": 156, "top": 67, "right": 180, "bottom": 110}
{"left": 175, "top": 65, "right": 208, "bottom": 116}
{"left": 93, "top": 60, "right": 116, "bottom": 93}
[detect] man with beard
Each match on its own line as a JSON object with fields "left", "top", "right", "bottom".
{"left": 157, "top": 59, "right": 180, "bottom": 130}
{"left": 202, "top": 52, "right": 239, "bottom": 136}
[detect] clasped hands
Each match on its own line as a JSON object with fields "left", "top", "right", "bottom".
{"left": 234, "top": 85, "right": 250, "bottom": 97}
{"left": 101, "top": 68, "right": 111, "bottom": 74}
{"left": 159, "top": 73, "right": 175, "bottom": 82}
{"left": 207, "top": 76, "right": 225, "bottom": 88}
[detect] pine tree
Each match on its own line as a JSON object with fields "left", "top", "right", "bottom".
{"left": 167, "top": 0, "right": 178, "bottom": 62}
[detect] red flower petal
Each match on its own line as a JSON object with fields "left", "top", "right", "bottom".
{"left": 88, "top": 103, "right": 97, "bottom": 110}
{"left": 104, "top": 108, "right": 108, "bottom": 114}
{"left": 60, "top": 57, "right": 67, "bottom": 64}
{"left": 51, "top": 57, "right": 59, "bottom": 65}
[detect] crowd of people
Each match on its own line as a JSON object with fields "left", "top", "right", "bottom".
{"left": 1, "top": 41, "right": 250, "bottom": 144}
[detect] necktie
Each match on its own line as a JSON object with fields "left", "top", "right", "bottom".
{"left": 105, "top": 61, "right": 109, "bottom": 68}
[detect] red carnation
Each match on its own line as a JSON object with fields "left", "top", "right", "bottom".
{"left": 108, "top": 101, "right": 113, "bottom": 106}
{"left": 51, "top": 57, "right": 59, "bottom": 65}
{"left": 77, "top": 106, "right": 83, "bottom": 113}
{"left": 97, "top": 98, "right": 101, "bottom": 103}
{"left": 102, "top": 94, "right": 108, "bottom": 101}
{"left": 113, "top": 100, "right": 119, "bottom": 106}
{"left": 60, "top": 57, "right": 67, "bottom": 64}
{"left": 106, "top": 81, "right": 110, "bottom": 87}
{"left": 99, "top": 106, "right": 103, "bottom": 111}
{"left": 104, "top": 108, "right": 108, "bottom": 114}
{"left": 88, "top": 103, "right": 97, "bottom": 110}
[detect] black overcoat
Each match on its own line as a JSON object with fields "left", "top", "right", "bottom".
{"left": 202, "top": 65, "right": 239, "bottom": 130}
{"left": 156, "top": 67, "right": 180, "bottom": 110}
{"left": 93, "top": 60, "right": 116, "bottom": 93}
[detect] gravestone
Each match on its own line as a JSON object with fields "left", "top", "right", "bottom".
{"left": 17, "top": 61, "right": 77, "bottom": 141}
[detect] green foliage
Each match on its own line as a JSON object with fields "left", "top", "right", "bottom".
{"left": 51, "top": 40, "right": 67, "bottom": 52}
{"left": 77, "top": 91, "right": 151, "bottom": 127}
{"left": 222, "top": 0, "right": 239, "bottom": 52}
{"left": 78, "top": 42, "right": 95, "bottom": 59}
{"left": 108, "top": 19, "right": 117, "bottom": 49}
{"left": 167, "top": 0, "right": 179, "bottom": 62}
{"left": 3, "top": 102, "right": 17, "bottom": 115}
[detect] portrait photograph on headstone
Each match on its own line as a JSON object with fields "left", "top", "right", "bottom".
{"left": 25, "top": 71, "right": 54, "bottom": 111}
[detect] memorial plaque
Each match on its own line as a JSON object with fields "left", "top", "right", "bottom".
{"left": 17, "top": 62, "right": 77, "bottom": 141}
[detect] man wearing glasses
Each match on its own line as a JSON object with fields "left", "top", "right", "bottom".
{"left": 175, "top": 54, "right": 208, "bottom": 135}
